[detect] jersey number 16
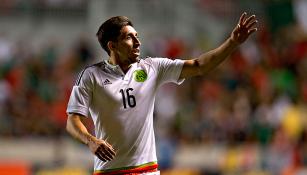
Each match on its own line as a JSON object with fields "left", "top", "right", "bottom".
{"left": 119, "top": 88, "right": 136, "bottom": 108}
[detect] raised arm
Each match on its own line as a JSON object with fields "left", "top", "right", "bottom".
{"left": 180, "top": 12, "right": 258, "bottom": 79}
{"left": 66, "top": 113, "right": 116, "bottom": 161}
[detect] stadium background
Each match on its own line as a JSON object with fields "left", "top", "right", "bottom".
{"left": 1, "top": 0, "right": 307, "bottom": 174}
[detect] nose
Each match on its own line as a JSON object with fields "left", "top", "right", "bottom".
{"left": 134, "top": 37, "right": 141, "bottom": 47}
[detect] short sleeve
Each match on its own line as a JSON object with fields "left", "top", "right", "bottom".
{"left": 66, "top": 68, "right": 93, "bottom": 117}
{"left": 150, "top": 57, "right": 185, "bottom": 86}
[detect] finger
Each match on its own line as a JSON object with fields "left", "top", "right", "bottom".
{"left": 105, "top": 147, "right": 116, "bottom": 158}
{"left": 104, "top": 142, "right": 116, "bottom": 153}
{"left": 107, "top": 145, "right": 116, "bottom": 155}
{"left": 98, "top": 149, "right": 112, "bottom": 161}
{"left": 102, "top": 139, "right": 115, "bottom": 150}
{"left": 103, "top": 152, "right": 113, "bottom": 161}
{"left": 101, "top": 147, "right": 115, "bottom": 160}
{"left": 99, "top": 147, "right": 114, "bottom": 160}
{"left": 104, "top": 141, "right": 114, "bottom": 150}
{"left": 95, "top": 152, "right": 108, "bottom": 162}
{"left": 248, "top": 28, "right": 258, "bottom": 35}
{"left": 243, "top": 15, "right": 256, "bottom": 26}
{"left": 239, "top": 12, "right": 247, "bottom": 25}
{"left": 246, "top": 20, "right": 258, "bottom": 30}
{"left": 100, "top": 143, "right": 115, "bottom": 155}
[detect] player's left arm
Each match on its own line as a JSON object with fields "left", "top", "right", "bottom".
{"left": 179, "top": 12, "right": 258, "bottom": 79}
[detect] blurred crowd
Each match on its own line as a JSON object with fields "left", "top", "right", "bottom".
{"left": 0, "top": 0, "right": 87, "bottom": 9}
{"left": 0, "top": 33, "right": 95, "bottom": 136}
{"left": 153, "top": 3, "right": 307, "bottom": 175}
{"left": 152, "top": 25, "right": 307, "bottom": 175}
{"left": 1, "top": 0, "right": 307, "bottom": 175}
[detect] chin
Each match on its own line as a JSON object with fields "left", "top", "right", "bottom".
{"left": 130, "top": 57, "right": 139, "bottom": 63}
{"left": 130, "top": 54, "right": 140, "bottom": 62}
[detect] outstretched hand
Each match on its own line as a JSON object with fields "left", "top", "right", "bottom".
{"left": 88, "top": 137, "right": 116, "bottom": 162}
{"left": 231, "top": 12, "right": 258, "bottom": 44}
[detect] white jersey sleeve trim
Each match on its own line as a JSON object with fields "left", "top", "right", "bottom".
{"left": 172, "top": 59, "right": 185, "bottom": 85}
{"left": 67, "top": 104, "right": 89, "bottom": 117}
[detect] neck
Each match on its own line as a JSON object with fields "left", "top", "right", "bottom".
{"left": 108, "top": 56, "right": 132, "bottom": 73}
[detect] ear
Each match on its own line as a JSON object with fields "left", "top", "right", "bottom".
{"left": 107, "top": 41, "right": 116, "bottom": 52}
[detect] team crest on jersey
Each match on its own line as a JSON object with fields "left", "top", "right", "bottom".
{"left": 133, "top": 70, "right": 147, "bottom": 82}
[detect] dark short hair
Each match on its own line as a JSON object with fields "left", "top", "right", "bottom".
{"left": 96, "top": 16, "right": 133, "bottom": 55}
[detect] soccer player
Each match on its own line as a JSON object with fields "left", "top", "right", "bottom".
{"left": 66, "top": 12, "right": 257, "bottom": 175}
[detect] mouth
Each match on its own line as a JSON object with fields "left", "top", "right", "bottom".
{"left": 133, "top": 48, "right": 140, "bottom": 54}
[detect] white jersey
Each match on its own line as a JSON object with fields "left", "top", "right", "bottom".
{"left": 66, "top": 57, "right": 184, "bottom": 173}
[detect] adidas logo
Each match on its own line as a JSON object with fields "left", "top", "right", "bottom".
{"left": 103, "top": 79, "right": 112, "bottom": 85}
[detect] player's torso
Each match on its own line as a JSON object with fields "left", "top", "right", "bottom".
{"left": 89, "top": 60, "right": 158, "bottom": 156}
{"left": 90, "top": 60, "right": 157, "bottom": 115}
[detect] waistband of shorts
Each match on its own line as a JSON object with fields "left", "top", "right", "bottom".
{"left": 93, "top": 162, "right": 158, "bottom": 175}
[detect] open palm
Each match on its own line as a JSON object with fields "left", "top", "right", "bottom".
{"left": 231, "top": 12, "right": 258, "bottom": 44}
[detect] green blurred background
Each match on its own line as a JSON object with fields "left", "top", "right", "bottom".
{"left": 1, "top": 0, "right": 307, "bottom": 175}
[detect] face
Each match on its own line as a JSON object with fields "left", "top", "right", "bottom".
{"left": 112, "top": 25, "right": 141, "bottom": 64}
